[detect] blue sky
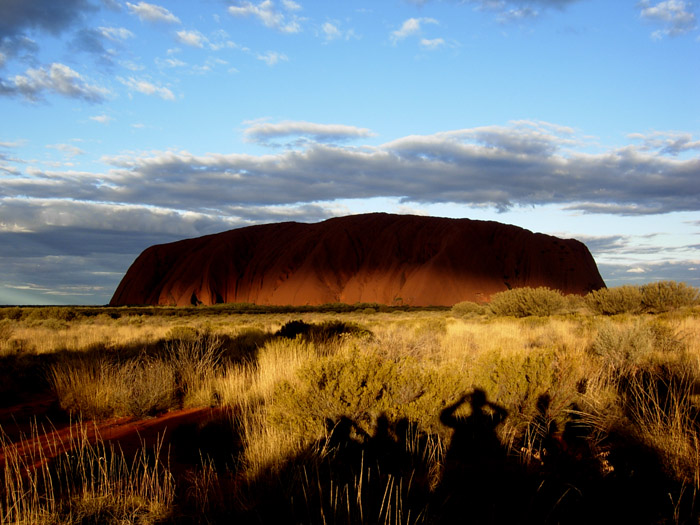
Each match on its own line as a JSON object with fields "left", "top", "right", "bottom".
{"left": 0, "top": 0, "right": 698, "bottom": 305}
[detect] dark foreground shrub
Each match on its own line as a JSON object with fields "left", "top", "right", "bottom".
{"left": 585, "top": 285, "right": 643, "bottom": 315}
{"left": 276, "top": 320, "right": 371, "bottom": 344}
{"left": 489, "top": 287, "right": 566, "bottom": 317}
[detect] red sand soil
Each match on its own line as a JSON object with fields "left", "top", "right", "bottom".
{"left": 110, "top": 212, "right": 606, "bottom": 307}
{"left": 0, "top": 394, "right": 227, "bottom": 473}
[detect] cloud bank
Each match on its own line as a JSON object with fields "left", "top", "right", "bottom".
{"left": 3, "top": 121, "right": 698, "bottom": 216}
{"left": 2, "top": 120, "right": 698, "bottom": 303}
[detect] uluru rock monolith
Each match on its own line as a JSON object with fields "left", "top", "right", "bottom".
{"left": 110, "top": 213, "right": 605, "bottom": 307}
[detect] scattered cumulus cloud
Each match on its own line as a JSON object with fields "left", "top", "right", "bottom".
{"left": 420, "top": 37, "right": 446, "bottom": 49}
{"left": 228, "top": 1, "right": 304, "bottom": 33}
{"left": 322, "top": 21, "right": 356, "bottom": 41}
{"left": 497, "top": 6, "right": 540, "bottom": 22}
{"left": 256, "top": 51, "right": 288, "bottom": 65}
{"left": 158, "top": 57, "right": 187, "bottom": 68}
{"left": 391, "top": 17, "right": 438, "bottom": 43}
{"left": 176, "top": 29, "right": 207, "bottom": 48}
{"left": 90, "top": 114, "right": 113, "bottom": 124}
{"left": 639, "top": 0, "right": 697, "bottom": 38}
{"left": 47, "top": 143, "right": 85, "bottom": 157}
{"left": 282, "top": 0, "right": 302, "bottom": 11}
{"left": 126, "top": 2, "right": 181, "bottom": 24}
{"left": 99, "top": 26, "right": 135, "bottom": 41}
{"left": 120, "top": 76, "right": 175, "bottom": 100}
{"left": 1, "top": 63, "right": 108, "bottom": 102}
{"left": 599, "top": 260, "right": 700, "bottom": 287}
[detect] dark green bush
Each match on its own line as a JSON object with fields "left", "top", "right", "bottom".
{"left": 489, "top": 287, "right": 566, "bottom": 317}
{"left": 585, "top": 286, "right": 643, "bottom": 315}
{"left": 641, "top": 281, "right": 699, "bottom": 313}
{"left": 275, "top": 320, "right": 371, "bottom": 344}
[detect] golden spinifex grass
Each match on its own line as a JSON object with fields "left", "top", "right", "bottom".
{"left": 0, "top": 421, "right": 174, "bottom": 524}
{"left": 0, "top": 293, "right": 699, "bottom": 523}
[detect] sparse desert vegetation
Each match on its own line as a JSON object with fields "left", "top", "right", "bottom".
{"left": 1, "top": 283, "right": 700, "bottom": 523}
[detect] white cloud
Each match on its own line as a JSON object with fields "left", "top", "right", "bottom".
{"left": 282, "top": 0, "right": 302, "bottom": 11}
{"left": 454, "top": 0, "right": 581, "bottom": 21}
{"left": 629, "top": 130, "right": 700, "bottom": 155}
{"left": 47, "top": 143, "right": 85, "bottom": 157}
{"left": 245, "top": 120, "right": 376, "bottom": 145}
{"left": 391, "top": 17, "right": 438, "bottom": 44}
{"left": 126, "top": 2, "right": 180, "bottom": 24}
{"left": 640, "top": 0, "right": 697, "bottom": 37}
{"left": 323, "top": 21, "right": 341, "bottom": 40}
{"left": 176, "top": 29, "right": 207, "bottom": 48}
{"left": 420, "top": 37, "right": 445, "bottom": 49}
{"left": 497, "top": 7, "right": 540, "bottom": 22}
{"left": 120, "top": 77, "right": 175, "bottom": 100}
{"left": 98, "top": 27, "right": 135, "bottom": 41}
{"left": 228, "top": 1, "right": 303, "bottom": 33}
{"left": 322, "top": 21, "right": 356, "bottom": 41}
{"left": 90, "top": 114, "right": 113, "bottom": 124}
{"left": 158, "top": 57, "right": 187, "bottom": 68}
{"left": 256, "top": 51, "right": 288, "bottom": 65}
{"left": 6, "top": 63, "right": 108, "bottom": 102}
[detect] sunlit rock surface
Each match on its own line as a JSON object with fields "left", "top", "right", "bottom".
{"left": 110, "top": 213, "right": 605, "bottom": 306}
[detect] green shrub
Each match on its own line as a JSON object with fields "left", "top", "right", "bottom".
{"left": 470, "top": 347, "right": 580, "bottom": 440}
{"left": 25, "top": 307, "right": 78, "bottom": 322}
{"left": 451, "top": 301, "right": 487, "bottom": 318}
{"left": 641, "top": 281, "right": 699, "bottom": 313}
{"left": 585, "top": 286, "right": 643, "bottom": 315}
{"left": 489, "top": 287, "right": 566, "bottom": 317}
{"left": 588, "top": 321, "right": 655, "bottom": 370}
{"left": 267, "top": 349, "right": 468, "bottom": 438}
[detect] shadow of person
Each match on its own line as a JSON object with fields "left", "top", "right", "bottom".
{"left": 437, "top": 388, "right": 511, "bottom": 524}
{"left": 524, "top": 393, "right": 561, "bottom": 469}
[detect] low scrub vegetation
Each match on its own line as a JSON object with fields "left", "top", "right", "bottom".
{"left": 1, "top": 282, "right": 700, "bottom": 523}
{"left": 488, "top": 286, "right": 566, "bottom": 317}
{"left": 587, "top": 281, "right": 699, "bottom": 316}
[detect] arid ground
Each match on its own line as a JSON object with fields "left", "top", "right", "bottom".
{"left": 1, "top": 283, "right": 699, "bottom": 524}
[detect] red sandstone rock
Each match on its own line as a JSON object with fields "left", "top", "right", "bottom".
{"left": 109, "top": 213, "right": 605, "bottom": 307}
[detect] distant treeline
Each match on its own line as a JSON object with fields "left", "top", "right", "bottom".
{"left": 0, "top": 302, "right": 449, "bottom": 320}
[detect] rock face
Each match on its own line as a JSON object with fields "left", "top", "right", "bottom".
{"left": 110, "top": 213, "right": 605, "bottom": 307}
